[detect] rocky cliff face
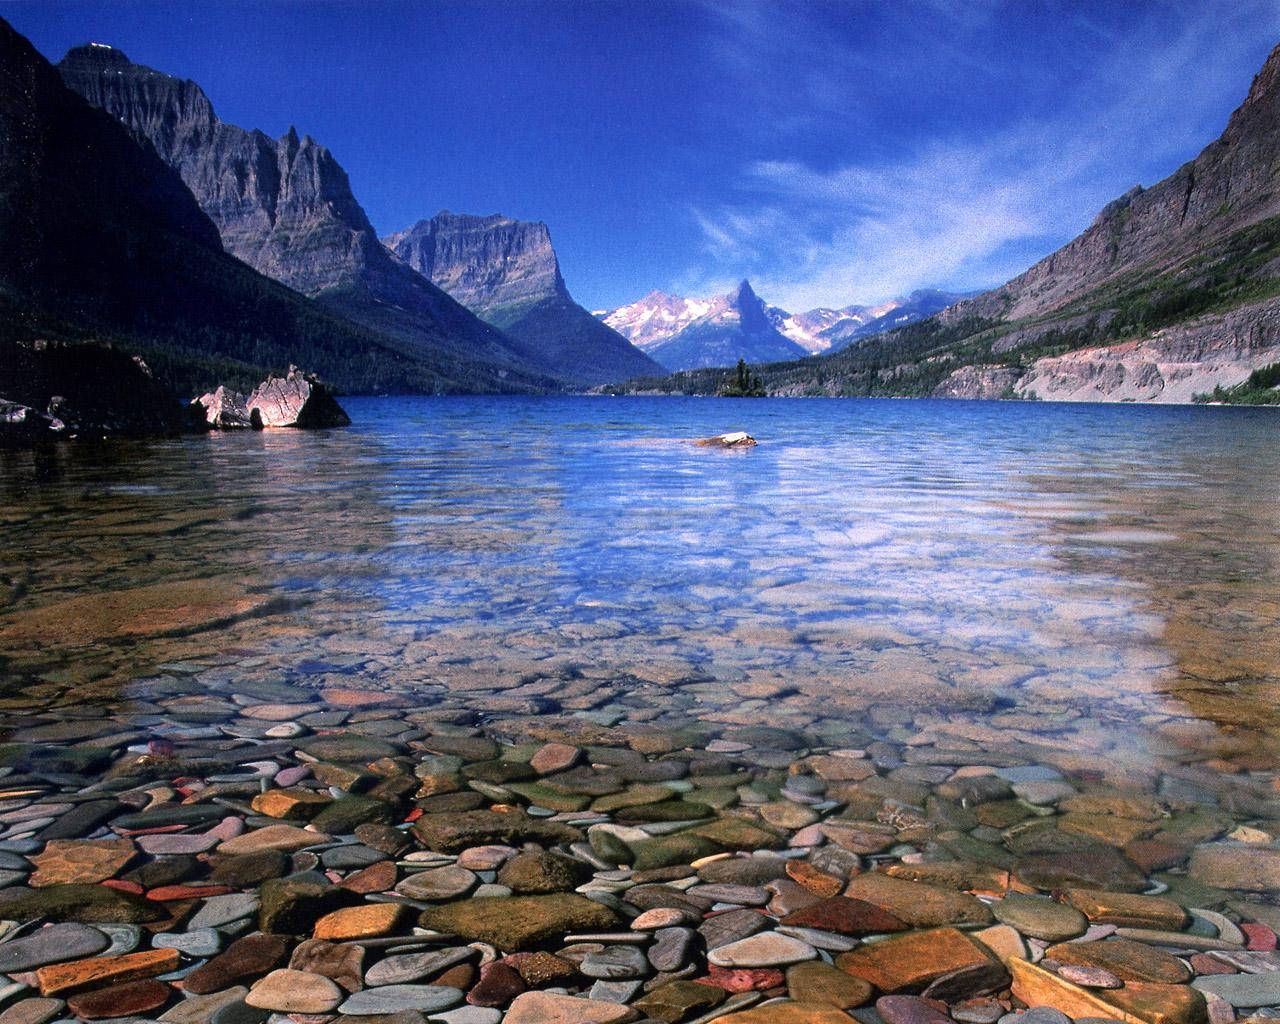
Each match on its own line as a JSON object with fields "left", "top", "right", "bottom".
{"left": 385, "top": 212, "right": 567, "bottom": 314}
{"left": 385, "top": 212, "right": 661, "bottom": 385}
{"left": 939, "top": 43, "right": 1280, "bottom": 328}
{"left": 58, "top": 45, "right": 555, "bottom": 386}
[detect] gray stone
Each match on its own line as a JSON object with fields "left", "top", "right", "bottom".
{"left": 188, "top": 893, "right": 259, "bottom": 929}
{"left": 337, "top": 985, "right": 463, "bottom": 1014}
{"left": 154, "top": 928, "right": 222, "bottom": 958}
{"left": 1193, "top": 972, "right": 1280, "bottom": 1008}
{"left": 0, "top": 923, "right": 109, "bottom": 971}
{"left": 581, "top": 944, "right": 650, "bottom": 979}
{"left": 364, "top": 947, "right": 475, "bottom": 987}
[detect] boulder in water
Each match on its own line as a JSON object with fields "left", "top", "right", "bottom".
{"left": 696, "top": 431, "right": 756, "bottom": 448}
{"left": 246, "top": 366, "right": 350, "bottom": 429}
{"left": 195, "top": 385, "right": 252, "bottom": 429}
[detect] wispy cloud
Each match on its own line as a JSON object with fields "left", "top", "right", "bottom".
{"left": 682, "top": 0, "right": 1280, "bottom": 311}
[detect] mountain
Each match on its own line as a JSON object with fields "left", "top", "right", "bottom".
{"left": 383, "top": 212, "right": 661, "bottom": 385}
{"left": 769, "top": 304, "right": 894, "bottom": 353}
{"left": 601, "top": 281, "right": 809, "bottom": 370}
{"left": 772, "top": 290, "right": 967, "bottom": 353}
{"left": 0, "top": 17, "right": 511, "bottom": 398}
{"left": 58, "top": 43, "right": 557, "bottom": 391}
{"left": 610, "top": 43, "right": 1280, "bottom": 403}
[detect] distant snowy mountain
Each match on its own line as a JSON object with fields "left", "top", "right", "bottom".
{"left": 599, "top": 283, "right": 968, "bottom": 369}
{"left": 769, "top": 302, "right": 900, "bottom": 353}
{"left": 599, "top": 281, "right": 807, "bottom": 371}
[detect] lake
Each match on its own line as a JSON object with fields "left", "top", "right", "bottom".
{"left": 2, "top": 395, "right": 1278, "bottom": 797}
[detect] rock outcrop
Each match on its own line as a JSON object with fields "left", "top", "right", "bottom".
{"left": 194, "top": 386, "right": 252, "bottom": 429}
{"left": 384, "top": 212, "right": 661, "bottom": 385}
{"left": 58, "top": 44, "right": 557, "bottom": 392}
{"left": 244, "top": 367, "right": 350, "bottom": 429}
{"left": 0, "top": 339, "right": 185, "bottom": 441}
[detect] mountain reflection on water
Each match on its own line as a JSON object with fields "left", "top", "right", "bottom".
{"left": 1, "top": 396, "right": 1278, "bottom": 789}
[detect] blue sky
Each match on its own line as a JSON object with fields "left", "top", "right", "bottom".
{"left": 8, "top": 1, "right": 1280, "bottom": 312}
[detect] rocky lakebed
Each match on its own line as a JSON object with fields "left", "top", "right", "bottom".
{"left": 0, "top": 682, "right": 1272, "bottom": 1024}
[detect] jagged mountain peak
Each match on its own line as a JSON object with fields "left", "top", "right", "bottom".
{"left": 60, "top": 42, "right": 133, "bottom": 69}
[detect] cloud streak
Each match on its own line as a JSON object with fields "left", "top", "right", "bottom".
{"left": 683, "top": 0, "right": 1280, "bottom": 311}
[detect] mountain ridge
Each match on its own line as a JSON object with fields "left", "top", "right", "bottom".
{"left": 58, "top": 43, "right": 560, "bottom": 390}
{"left": 384, "top": 211, "right": 662, "bottom": 385}
{"left": 0, "top": 16, "right": 524, "bottom": 399}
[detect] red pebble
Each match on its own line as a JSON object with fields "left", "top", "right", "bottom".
{"left": 146, "top": 885, "right": 234, "bottom": 902}
{"left": 1190, "top": 953, "right": 1238, "bottom": 975}
{"left": 101, "top": 879, "right": 145, "bottom": 895}
{"left": 404, "top": 808, "right": 423, "bottom": 823}
{"left": 695, "top": 966, "right": 785, "bottom": 993}
{"left": 1243, "top": 922, "right": 1278, "bottom": 951}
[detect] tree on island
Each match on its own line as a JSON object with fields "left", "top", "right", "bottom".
{"left": 720, "top": 358, "right": 766, "bottom": 397}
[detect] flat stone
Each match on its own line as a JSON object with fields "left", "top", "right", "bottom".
{"left": 876, "top": 995, "right": 951, "bottom": 1024}
{"left": 1189, "top": 844, "right": 1280, "bottom": 892}
{"left": 153, "top": 928, "right": 221, "bottom": 957}
{"left": 920, "top": 959, "right": 1012, "bottom": 1002}
{"left": 337, "top": 984, "right": 463, "bottom": 1014}
{"left": 759, "top": 801, "right": 819, "bottom": 830}
{"left": 992, "top": 895, "right": 1088, "bottom": 941}
{"left": 844, "top": 873, "right": 994, "bottom": 928}
{"left": 1062, "top": 888, "right": 1189, "bottom": 929}
{"left": 467, "top": 961, "right": 525, "bottom": 1007}
{"left": 701, "top": 965, "right": 783, "bottom": 992}
{"left": 418, "top": 893, "right": 617, "bottom": 951}
{"left": 35, "top": 947, "right": 178, "bottom": 996}
{"left": 1058, "top": 965, "right": 1122, "bottom": 988}
{"left": 712, "top": 1001, "right": 857, "bottom": 1024}
{"left": 245, "top": 968, "right": 342, "bottom": 1013}
{"left": 66, "top": 979, "right": 170, "bottom": 1020}
{"left": 183, "top": 933, "right": 292, "bottom": 995}
{"left": 158, "top": 986, "right": 248, "bottom": 1024}
{"left": 209, "top": 850, "right": 287, "bottom": 887}
{"left": 259, "top": 877, "right": 360, "bottom": 933}
{"left": 530, "top": 743, "right": 582, "bottom": 775}
{"left": 498, "top": 852, "right": 589, "bottom": 894}
{"left": 217, "top": 823, "right": 328, "bottom": 855}
{"left": 581, "top": 944, "right": 650, "bottom": 979}
{"left": 786, "top": 960, "right": 873, "bottom": 1008}
{"left": 972, "top": 924, "right": 1028, "bottom": 966}
{"left": 1193, "top": 971, "right": 1280, "bottom": 1007}
{"left": 835, "top": 927, "right": 995, "bottom": 994}
{"left": 365, "top": 947, "right": 475, "bottom": 987}
{"left": 632, "top": 980, "right": 726, "bottom": 1023}
{"left": 1014, "top": 847, "right": 1148, "bottom": 893}
{"left": 649, "top": 926, "right": 695, "bottom": 972}
{"left": 188, "top": 892, "right": 259, "bottom": 929}
{"left": 502, "top": 991, "right": 638, "bottom": 1023}
{"left": 0, "top": 998, "right": 65, "bottom": 1024}
{"left": 707, "top": 931, "right": 817, "bottom": 968}
{"left": 700, "top": 909, "right": 771, "bottom": 949}
{"left": 1046, "top": 938, "right": 1191, "bottom": 984}
{"left": 781, "top": 895, "right": 908, "bottom": 936}
{"left": 137, "top": 833, "right": 220, "bottom": 855}
{"left": 313, "top": 902, "right": 408, "bottom": 940}
{"left": 1012, "top": 957, "right": 1204, "bottom": 1024}
{"left": 410, "top": 810, "right": 580, "bottom": 854}
{"left": 289, "top": 938, "right": 364, "bottom": 993}
{"left": 28, "top": 839, "right": 135, "bottom": 887}
{"left": 0, "top": 923, "right": 110, "bottom": 971}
